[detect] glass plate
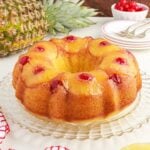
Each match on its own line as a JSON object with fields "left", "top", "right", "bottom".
{"left": 0, "top": 73, "right": 150, "bottom": 140}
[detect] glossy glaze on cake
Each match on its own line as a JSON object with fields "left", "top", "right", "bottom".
{"left": 12, "top": 36, "right": 142, "bottom": 122}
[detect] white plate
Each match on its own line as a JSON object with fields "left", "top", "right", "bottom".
{"left": 0, "top": 73, "right": 150, "bottom": 141}
{"left": 103, "top": 34, "right": 150, "bottom": 48}
{"left": 103, "top": 36, "right": 150, "bottom": 51}
{"left": 101, "top": 20, "right": 150, "bottom": 43}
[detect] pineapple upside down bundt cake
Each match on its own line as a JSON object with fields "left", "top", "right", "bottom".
{"left": 13, "top": 36, "right": 142, "bottom": 122}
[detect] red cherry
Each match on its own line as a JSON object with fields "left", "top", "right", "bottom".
{"left": 115, "top": 2, "right": 121, "bottom": 9}
{"left": 118, "top": 0, "right": 127, "bottom": 7}
{"left": 65, "top": 35, "right": 76, "bottom": 41}
{"left": 50, "top": 80, "right": 63, "bottom": 92}
{"left": 115, "top": 4, "right": 118, "bottom": 9}
{"left": 118, "top": 6, "right": 124, "bottom": 11}
{"left": 136, "top": 7, "right": 144, "bottom": 11}
{"left": 19, "top": 56, "right": 29, "bottom": 65}
{"left": 128, "top": 1, "right": 137, "bottom": 7}
{"left": 123, "top": 3, "right": 130, "bottom": 11}
{"left": 135, "top": 5, "right": 140, "bottom": 11}
{"left": 36, "top": 46, "right": 45, "bottom": 52}
{"left": 79, "top": 73, "right": 93, "bottom": 81}
{"left": 33, "top": 66, "right": 44, "bottom": 74}
{"left": 115, "top": 0, "right": 127, "bottom": 11}
{"left": 116, "top": 57, "right": 127, "bottom": 65}
{"left": 109, "top": 74, "right": 121, "bottom": 84}
{"left": 99, "top": 41, "right": 110, "bottom": 46}
{"left": 119, "top": 0, "right": 127, "bottom": 5}
{"left": 128, "top": 8, "right": 136, "bottom": 12}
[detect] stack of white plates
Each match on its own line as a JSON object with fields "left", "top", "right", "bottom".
{"left": 101, "top": 20, "right": 150, "bottom": 51}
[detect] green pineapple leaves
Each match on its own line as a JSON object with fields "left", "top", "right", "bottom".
{"left": 44, "top": 0, "right": 97, "bottom": 34}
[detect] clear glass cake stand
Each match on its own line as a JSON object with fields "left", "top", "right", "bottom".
{"left": 0, "top": 73, "right": 150, "bottom": 140}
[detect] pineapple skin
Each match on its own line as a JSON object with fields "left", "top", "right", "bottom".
{"left": 0, "top": 0, "right": 48, "bottom": 56}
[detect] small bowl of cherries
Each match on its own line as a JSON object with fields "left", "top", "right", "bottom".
{"left": 111, "top": 0, "right": 149, "bottom": 21}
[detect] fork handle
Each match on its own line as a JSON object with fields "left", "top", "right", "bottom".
{"left": 127, "top": 21, "right": 148, "bottom": 32}
{"left": 145, "top": 28, "right": 150, "bottom": 34}
{"left": 134, "top": 22, "right": 150, "bottom": 34}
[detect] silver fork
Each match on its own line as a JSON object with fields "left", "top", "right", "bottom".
{"left": 116, "top": 21, "right": 150, "bottom": 38}
{"left": 131, "top": 28, "right": 150, "bottom": 38}
{"left": 118, "top": 21, "right": 147, "bottom": 36}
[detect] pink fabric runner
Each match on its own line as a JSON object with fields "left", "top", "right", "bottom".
{"left": 0, "top": 111, "right": 10, "bottom": 144}
{"left": 44, "top": 146, "right": 70, "bottom": 150}
{"left": 0, "top": 111, "right": 71, "bottom": 149}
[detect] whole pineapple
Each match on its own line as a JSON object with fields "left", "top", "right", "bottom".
{"left": 0, "top": 0, "right": 96, "bottom": 56}
{"left": 0, "top": 0, "right": 47, "bottom": 56}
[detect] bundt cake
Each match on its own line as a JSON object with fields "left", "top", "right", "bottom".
{"left": 12, "top": 36, "right": 142, "bottom": 122}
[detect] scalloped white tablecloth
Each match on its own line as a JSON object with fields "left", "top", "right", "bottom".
{"left": 0, "top": 17, "right": 150, "bottom": 150}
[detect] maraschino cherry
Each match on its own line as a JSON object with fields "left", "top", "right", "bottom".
{"left": 36, "top": 46, "right": 45, "bottom": 52}
{"left": 116, "top": 57, "right": 127, "bottom": 65}
{"left": 19, "top": 56, "right": 29, "bottom": 65}
{"left": 65, "top": 35, "right": 76, "bottom": 41}
{"left": 115, "top": 0, "right": 145, "bottom": 12}
{"left": 99, "top": 41, "right": 110, "bottom": 46}
{"left": 33, "top": 66, "right": 44, "bottom": 74}
{"left": 79, "top": 73, "right": 93, "bottom": 81}
{"left": 109, "top": 74, "right": 121, "bottom": 84}
{"left": 50, "top": 80, "right": 64, "bottom": 92}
